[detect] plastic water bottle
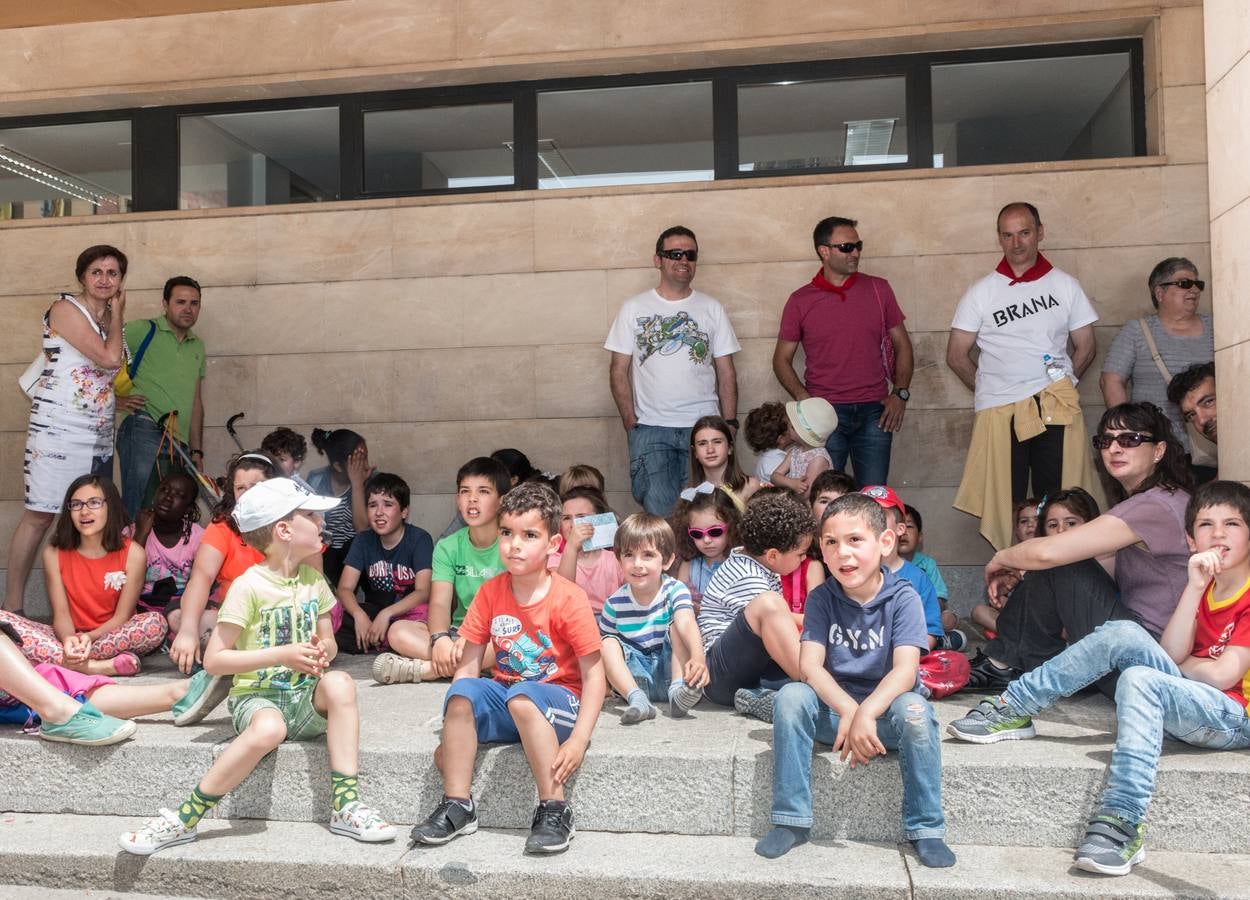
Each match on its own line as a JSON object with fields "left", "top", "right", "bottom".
{"left": 1043, "top": 354, "right": 1065, "bottom": 383}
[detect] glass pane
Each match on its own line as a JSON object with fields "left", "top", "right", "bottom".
{"left": 0, "top": 121, "right": 131, "bottom": 218}
{"left": 179, "top": 108, "right": 338, "bottom": 209}
{"left": 738, "top": 77, "right": 908, "bottom": 171}
{"left": 364, "top": 103, "right": 513, "bottom": 193}
{"left": 536, "top": 82, "right": 713, "bottom": 188}
{"left": 931, "top": 53, "right": 1133, "bottom": 168}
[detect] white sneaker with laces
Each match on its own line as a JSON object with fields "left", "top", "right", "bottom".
{"left": 118, "top": 808, "right": 197, "bottom": 856}
{"left": 330, "top": 800, "right": 398, "bottom": 843}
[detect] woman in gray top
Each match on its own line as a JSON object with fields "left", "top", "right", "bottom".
{"left": 1099, "top": 257, "right": 1212, "bottom": 453}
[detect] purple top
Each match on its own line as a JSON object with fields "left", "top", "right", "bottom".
{"left": 1108, "top": 486, "right": 1191, "bottom": 635}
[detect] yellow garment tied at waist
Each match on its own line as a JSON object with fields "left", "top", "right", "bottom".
{"left": 954, "top": 378, "right": 1107, "bottom": 551}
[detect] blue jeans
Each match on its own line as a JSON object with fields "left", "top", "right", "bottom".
{"left": 770, "top": 682, "right": 945, "bottom": 838}
{"left": 116, "top": 412, "right": 164, "bottom": 518}
{"left": 824, "top": 401, "right": 892, "bottom": 488}
{"left": 627, "top": 424, "right": 691, "bottom": 517}
{"left": 1005, "top": 619, "right": 1250, "bottom": 823}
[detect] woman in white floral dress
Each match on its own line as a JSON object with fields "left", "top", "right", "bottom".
{"left": 2, "top": 246, "right": 128, "bottom": 617}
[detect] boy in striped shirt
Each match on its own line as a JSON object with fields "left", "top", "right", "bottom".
{"left": 600, "top": 514, "right": 708, "bottom": 723}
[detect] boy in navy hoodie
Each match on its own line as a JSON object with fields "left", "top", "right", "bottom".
{"left": 755, "top": 493, "right": 954, "bottom": 868}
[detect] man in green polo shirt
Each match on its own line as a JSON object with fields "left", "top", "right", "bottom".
{"left": 116, "top": 275, "right": 207, "bottom": 517}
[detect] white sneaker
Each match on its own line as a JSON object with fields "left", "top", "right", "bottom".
{"left": 119, "top": 808, "right": 197, "bottom": 856}
{"left": 330, "top": 800, "right": 398, "bottom": 843}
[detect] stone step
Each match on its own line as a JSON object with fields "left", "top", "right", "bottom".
{"left": 3, "top": 656, "right": 1249, "bottom": 852}
{"left": 0, "top": 812, "right": 1247, "bottom": 900}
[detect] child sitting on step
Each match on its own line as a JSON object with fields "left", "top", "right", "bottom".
{"left": 600, "top": 513, "right": 708, "bottom": 723}
{"left": 119, "top": 478, "right": 396, "bottom": 856}
{"left": 948, "top": 480, "right": 1250, "bottom": 877}
{"left": 756, "top": 493, "right": 954, "bottom": 868}
{"left": 411, "top": 483, "right": 604, "bottom": 855}
{"left": 333, "top": 473, "right": 434, "bottom": 668}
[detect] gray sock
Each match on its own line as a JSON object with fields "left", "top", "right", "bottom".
{"left": 755, "top": 825, "right": 809, "bottom": 859}
{"left": 668, "top": 679, "right": 702, "bottom": 718}
{"left": 620, "top": 689, "right": 655, "bottom": 725}
{"left": 912, "top": 837, "right": 956, "bottom": 868}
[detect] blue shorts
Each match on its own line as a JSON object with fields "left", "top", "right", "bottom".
{"left": 606, "top": 635, "right": 672, "bottom": 703}
{"left": 444, "top": 678, "right": 580, "bottom": 744}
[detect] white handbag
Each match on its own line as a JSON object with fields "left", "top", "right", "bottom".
{"left": 18, "top": 353, "right": 44, "bottom": 399}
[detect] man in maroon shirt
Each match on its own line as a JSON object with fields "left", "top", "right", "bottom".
{"left": 771, "top": 216, "right": 914, "bottom": 487}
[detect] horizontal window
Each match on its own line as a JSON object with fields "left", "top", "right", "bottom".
{"left": 0, "top": 120, "right": 130, "bottom": 218}
{"left": 180, "top": 108, "right": 339, "bottom": 209}
{"left": 364, "top": 103, "right": 514, "bottom": 193}
{"left": 0, "top": 40, "right": 1143, "bottom": 213}
{"left": 738, "top": 76, "right": 908, "bottom": 173}
{"left": 931, "top": 52, "right": 1134, "bottom": 168}
{"left": 536, "top": 82, "right": 713, "bottom": 188}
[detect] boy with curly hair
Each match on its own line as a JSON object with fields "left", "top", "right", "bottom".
{"left": 698, "top": 490, "right": 816, "bottom": 720}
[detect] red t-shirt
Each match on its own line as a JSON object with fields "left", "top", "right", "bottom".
{"left": 458, "top": 571, "right": 602, "bottom": 696}
{"left": 59, "top": 539, "right": 132, "bottom": 631}
{"left": 777, "top": 272, "right": 905, "bottom": 404}
{"left": 201, "top": 521, "right": 265, "bottom": 599}
{"left": 1192, "top": 574, "right": 1250, "bottom": 708}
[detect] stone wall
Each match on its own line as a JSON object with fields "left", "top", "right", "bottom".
{"left": 1205, "top": 0, "right": 1250, "bottom": 482}
{"left": 0, "top": 1, "right": 1215, "bottom": 597}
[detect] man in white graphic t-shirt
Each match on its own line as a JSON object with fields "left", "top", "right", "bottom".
{"left": 605, "top": 226, "right": 741, "bottom": 517}
{"left": 946, "top": 202, "right": 1104, "bottom": 550}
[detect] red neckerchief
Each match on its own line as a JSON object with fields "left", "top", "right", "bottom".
{"left": 810, "top": 269, "right": 859, "bottom": 298}
{"left": 995, "top": 253, "right": 1053, "bottom": 286}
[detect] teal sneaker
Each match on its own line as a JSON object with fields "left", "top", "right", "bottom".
{"left": 172, "top": 670, "right": 232, "bottom": 726}
{"left": 40, "top": 701, "right": 136, "bottom": 746}
{"left": 946, "top": 696, "right": 1036, "bottom": 743}
{"left": 1074, "top": 813, "right": 1145, "bottom": 875}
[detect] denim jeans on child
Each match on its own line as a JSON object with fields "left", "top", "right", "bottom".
{"left": 627, "top": 424, "right": 692, "bottom": 517}
{"left": 824, "top": 401, "right": 892, "bottom": 489}
{"left": 116, "top": 411, "right": 165, "bottom": 518}
{"left": 1004, "top": 618, "right": 1250, "bottom": 823}
{"left": 770, "top": 681, "right": 945, "bottom": 839}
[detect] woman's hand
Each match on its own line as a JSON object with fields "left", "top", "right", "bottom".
{"left": 110, "top": 289, "right": 126, "bottom": 321}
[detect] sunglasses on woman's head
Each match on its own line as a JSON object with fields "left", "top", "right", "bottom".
{"left": 1091, "top": 431, "right": 1154, "bottom": 450}
{"left": 688, "top": 524, "right": 728, "bottom": 541}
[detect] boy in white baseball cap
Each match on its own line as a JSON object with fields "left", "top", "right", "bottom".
{"left": 120, "top": 478, "right": 397, "bottom": 855}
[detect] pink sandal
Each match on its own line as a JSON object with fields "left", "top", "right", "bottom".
{"left": 112, "top": 653, "right": 142, "bottom": 677}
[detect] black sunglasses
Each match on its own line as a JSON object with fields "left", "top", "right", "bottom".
{"left": 1092, "top": 431, "right": 1155, "bottom": 450}
{"left": 1158, "top": 278, "right": 1204, "bottom": 291}
{"left": 658, "top": 249, "right": 698, "bottom": 262}
{"left": 821, "top": 241, "right": 863, "bottom": 254}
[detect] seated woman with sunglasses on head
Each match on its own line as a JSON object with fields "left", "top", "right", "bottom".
{"left": 966, "top": 402, "right": 1194, "bottom": 690}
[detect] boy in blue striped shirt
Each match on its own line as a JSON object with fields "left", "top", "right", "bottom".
{"left": 600, "top": 514, "right": 708, "bottom": 723}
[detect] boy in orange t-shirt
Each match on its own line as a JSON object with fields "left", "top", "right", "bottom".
{"left": 411, "top": 482, "right": 605, "bottom": 856}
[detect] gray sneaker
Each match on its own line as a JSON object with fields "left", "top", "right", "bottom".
{"left": 1074, "top": 813, "right": 1145, "bottom": 876}
{"left": 733, "top": 687, "right": 775, "bottom": 723}
{"left": 946, "top": 696, "right": 1035, "bottom": 743}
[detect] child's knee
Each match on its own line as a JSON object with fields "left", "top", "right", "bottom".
{"left": 774, "top": 682, "right": 817, "bottom": 722}
{"left": 750, "top": 591, "right": 788, "bottom": 614}
{"left": 891, "top": 693, "right": 936, "bottom": 737}
{"left": 505, "top": 695, "right": 543, "bottom": 723}
{"left": 245, "top": 710, "right": 288, "bottom": 748}
{"left": 319, "top": 669, "right": 357, "bottom": 705}
{"left": 1115, "top": 665, "right": 1158, "bottom": 702}
{"left": 445, "top": 695, "right": 474, "bottom": 721}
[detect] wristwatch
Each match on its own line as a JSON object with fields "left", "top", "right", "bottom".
{"left": 725, "top": 418, "right": 740, "bottom": 429}
{"left": 891, "top": 388, "right": 911, "bottom": 402}
{"left": 430, "top": 631, "right": 453, "bottom": 646}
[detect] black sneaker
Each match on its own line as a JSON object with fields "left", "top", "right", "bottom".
{"left": 410, "top": 797, "right": 478, "bottom": 846}
{"left": 524, "top": 800, "right": 574, "bottom": 854}
{"left": 965, "top": 650, "right": 1018, "bottom": 692}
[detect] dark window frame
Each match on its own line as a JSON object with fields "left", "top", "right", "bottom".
{"left": 0, "top": 38, "right": 1145, "bottom": 212}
